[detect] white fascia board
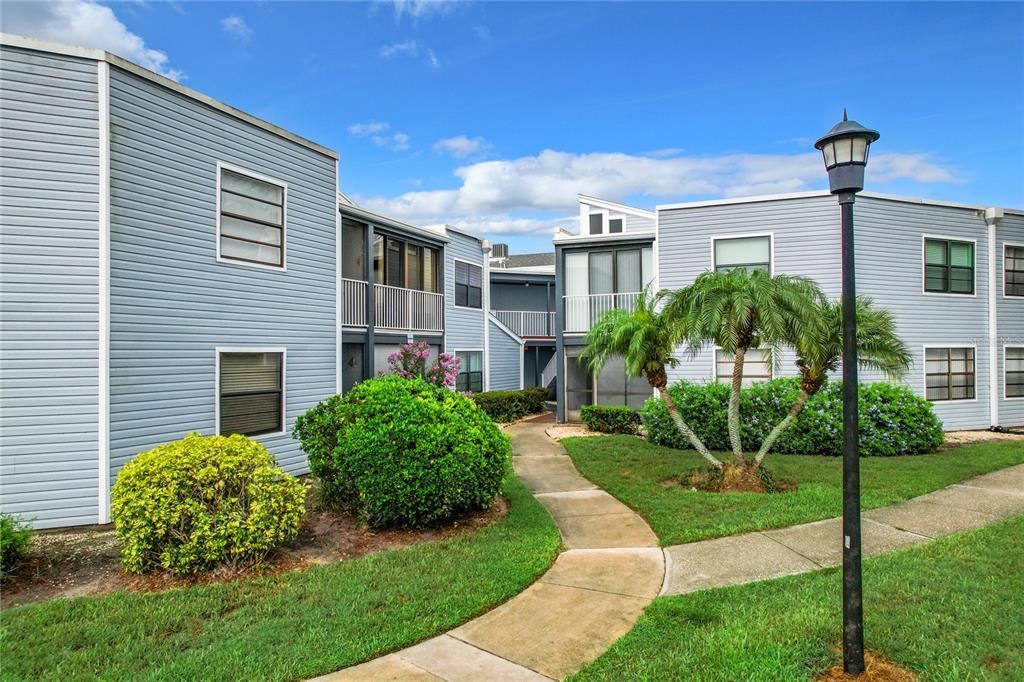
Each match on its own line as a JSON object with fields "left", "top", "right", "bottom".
{"left": 578, "top": 194, "right": 656, "bottom": 219}
{"left": 553, "top": 229, "right": 656, "bottom": 246}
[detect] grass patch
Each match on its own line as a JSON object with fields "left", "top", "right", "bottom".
{"left": 573, "top": 515, "right": 1024, "bottom": 681}
{"left": 562, "top": 436, "right": 1024, "bottom": 545}
{"left": 0, "top": 476, "right": 561, "bottom": 681}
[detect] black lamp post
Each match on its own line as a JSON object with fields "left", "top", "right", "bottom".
{"left": 815, "top": 110, "right": 879, "bottom": 676}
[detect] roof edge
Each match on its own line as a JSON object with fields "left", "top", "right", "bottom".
{"left": 340, "top": 204, "right": 449, "bottom": 243}
{"left": 1, "top": 33, "right": 339, "bottom": 161}
{"left": 656, "top": 189, "right": 1023, "bottom": 215}
{"left": 578, "top": 194, "right": 656, "bottom": 219}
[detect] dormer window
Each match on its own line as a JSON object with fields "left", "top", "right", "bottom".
{"left": 609, "top": 218, "right": 623, "bottom": 233}
{"left": 589, "top": 213, "right": 603, "bottom": 235}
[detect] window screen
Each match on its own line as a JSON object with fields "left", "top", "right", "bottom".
{"left": 455, "top": 351, "right": 483, "bottom": 392}
{"left": 925, "top": 347, "right": 975, "bottom": 401}
{"left": 219, "top": 169, "right": 285, "bottom": 268}
{"left": 714, "top": 236, "right": 770, "bottom": 272}
{"left": 1006, "top": 347, "right": 1024, "bottom": 398}
{"left": 924, "top": 239, "right": 974, "bottom": 294}
{"left": 589, "top": 213, "right": 603, "bottom": 235}
{"left": 219, "top": 352, "right": 283, "bottom": 436}
{"left": 608, "top": 218, "right": 623, "bottom": 233}
{"left": 455, "top": 261, "right": 483, "bottom": 308}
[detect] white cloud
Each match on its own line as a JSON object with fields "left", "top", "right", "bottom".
{"left": 474, "top": 25, "right": 491, "bottom": 40}
{"left": 348, "top": 121, "right": 410, "bottom": 151}
{"left": 389, "top": 0, "right": 460, "bottom": 22}
{"left": 2, "top": 0, "right": 184, "bottom": 80}
{"left": 379, "top": 40, "right": 419, "bottom": 58}
{"left": 357, "top": 148, "right": 961, "bottom": 235}
{"left": 220, "top": 16, "right": 251, "bottom": 41}
{"left": 434, "top": 135, "right": 490, "bottom": 159}
{"left": 426, "top": 48, "right": 440, "bottom": 69}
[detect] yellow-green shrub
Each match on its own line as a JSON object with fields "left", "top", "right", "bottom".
{"left": 111, "top": 433, "right": 305, "bottom": 575}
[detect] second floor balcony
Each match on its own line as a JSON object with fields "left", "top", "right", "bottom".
{"left": 563, "top": 292, "right": 642, "bottom": 333}
{"left": 341, "top": 278, "right": 444, "bottom": 333}
{"left": 493, "top": 310, "right": 556, "bottom": 338}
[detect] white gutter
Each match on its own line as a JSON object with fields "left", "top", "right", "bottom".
{"left": 985, "top": 207, "right": 1004, "bottom": 429}
{"left": 97, "top": 61, "right": 111, "bottom": 524}
{"left": 482, "top": 240, "right": 492, "bottom": 391}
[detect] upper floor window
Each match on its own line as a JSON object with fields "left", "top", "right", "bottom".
{"left": 609, "top": 218, "right": 623, "bottom": 233}
{"left": 925, "top": 347, "right": 975, "bottom": 401}
{"left": 589, "top": 213, "right": 603, "bottom": 235}
{"left": 924, "top": 238, "right": 974, "bottom": 295}
{"left": 218, "top": 166, "right": 286, "bottom": 269}
{"left": 373, "top": 235, "right": 439, "bottom": 292}
{"left": 714, "top": 235, "right": 770, "bottom": 273}
{"left": 564, "top": 247, "right": 654, "bottom": 298}
{"left": 1006, "top": 347, "right": 1024, "bottom": 398}
{"left": 455, "top": 260, "right": 483, "bottom": 308}
{"left": 1005, "top": 244, "right": 1024, "bottom": 297}
{"left": 218, "top": 350, "right": 284, "bottom": 436}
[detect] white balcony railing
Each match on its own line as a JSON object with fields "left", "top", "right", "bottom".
{"left": 375, "top": 283, "right": 444, "bottom": 333}
{"left": 342, "top": 278, "right": 368, "bottom": 327}
{"left": 493, "top": 310, "right": 555, "bottom": 337}
{"left": 563, "top": 292, "right": 643, "bottom": 333}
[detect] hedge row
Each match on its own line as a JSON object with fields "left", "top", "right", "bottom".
{"left": 641, "top": 378, "right": 944, "bottom": 457}
{"left": 580, "top": 405, "right": 642, "bottom": 435}
{"left": 472, "top": 387, "right": 550, "bottom": 423}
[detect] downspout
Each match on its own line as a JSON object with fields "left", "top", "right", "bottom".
{"left": 554, "top": 244, "right": 566, "bottom": 423}
{"left": 482, "top": 240, "right": 492, "bottom": 391}
{"left": 985, "top": 207, "right": 1004, "bottom": 430}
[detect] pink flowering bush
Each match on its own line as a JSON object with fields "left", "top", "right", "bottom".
{"left": 387, "top": 342, "right": 460, "bottom": 389}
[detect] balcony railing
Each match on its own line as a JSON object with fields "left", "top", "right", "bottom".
{"left": 563, "top": 292, "right": 643, "bottom": 333}
{"left": 342, "top": 278, "right": 367, "bottom": 327}
{"left": 493, "top": 310, "right": 555, "bottom": 337}
{"left": 375, "top": 283, "right": 444, "bottom": 333}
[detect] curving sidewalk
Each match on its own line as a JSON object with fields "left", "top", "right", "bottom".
{"left": 314, "top": 426, "right": 1024, "bottom": 681}
{"left": 315, "top": 421, "right": 665, "bottom": 681}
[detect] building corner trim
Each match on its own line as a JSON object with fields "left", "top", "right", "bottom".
{"left": 985, "top": 207, "right": 1004, "bottom": 429}
{"left": 97, "top": 61, "right": 111, "bottom": 524}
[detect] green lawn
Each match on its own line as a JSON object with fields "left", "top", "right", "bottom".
{"left": 0, "top": 476, "right": 561, "bottom": 682}
{"left": 562, "top": 436, "right": 1024, "bottom": 545}
{"left": 573, "top": 515, "right": 1024, "bottom": 681}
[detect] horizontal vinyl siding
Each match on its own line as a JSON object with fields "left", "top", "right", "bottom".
{"left": 107, "top": 66, "right": 337, "bottom": 481}
{"left": 997, "top": 213, "right": 1024, "bottom": 426}
{"left": 624, "top": 214, "right": 655, "bottom": 232}
{"left": 444, "top": 232, "right": 485, "bottom": 356}
{"left": 0, "top": 46, "right": 100, "bottom": 528}
{"left": 855, "top": 196, "right": 990, "bottom": 430}
{"left": 488, "top": 319, "right": 522, "bottom": 391}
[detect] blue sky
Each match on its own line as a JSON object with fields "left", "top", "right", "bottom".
{"left": 7, "top": 1, "right": 1022, "bottom": 252}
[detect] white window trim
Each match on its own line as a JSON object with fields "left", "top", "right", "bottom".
{"left": 1003, "top": 241, "right": 1024, "bottom": 299}
{"left": 1005, "top": 344, "right": 1024, "bottom": 401}
{"left": 712, "top": 347, "right": 774, "bottom": 382}
{"left": 453, "top": 348, "right": 485, "bottom": 391}
{"left": 921, "top": 234, "right": 977, "bottom": 298}
{"left": 710, "top": 232, "right": 775, "bottom": 275}
{"left": 452, "top": 257, "right": 485, "bottom": 311}
{"left": 215, "top": 161, "right": 289, "bottom": 272}
{"left": 215, "top": 346, "right": 288, "bottom": 438}
{"left": 922, "top": 344, "right": 978, "bottom": 403}
{"left": 586, "top": 209, "right": 609, "bottom": 236}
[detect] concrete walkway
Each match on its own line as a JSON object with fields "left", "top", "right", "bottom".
{"left": 662, "top": 463, "right": 1024, "bottom": 595}
{"left": 317, "top": 421, "right": 664, "bottom": 681}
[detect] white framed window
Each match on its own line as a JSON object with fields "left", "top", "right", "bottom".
{"left": 922, "top": 235, "right": 975, "bottom": 297}
{"left": 455, "top": 350, "right": 483, "bottom": 392}
{"left": 1006, "top": 346, "right": 1024, "bottom": 399}
{"left": 588, "top": 213, "right": 604, "bottom": 235}
{"left": 924, "top": 346, "right": 976, "bottom": 402}
{"left": 715, "top": 348, "right": 772, "bottom": 386}
{"left": 608, "top": 217, "right": 624, "bottom": 234}
{"left": 1004, "top": 243, "right": 1024, "bottom": 298}
{"left": 216, "top": 348, "right": 286, "bottom": 436}
{"left": 216, "top": 162, "right": 287, "bottom": 270}
{"left": 712, "top": 234, "right": 772, "bottom": 273}
{"left": 454, "top": 259, "right": 483, "bottom": 309}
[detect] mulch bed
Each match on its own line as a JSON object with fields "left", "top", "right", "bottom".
{"left": 816, "top": 652, "right": 917, "bottom": 681}
{"left": 1, "top": 490, "right": 507, "bottom": 609}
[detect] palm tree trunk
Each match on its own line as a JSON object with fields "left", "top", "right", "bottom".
{"left": 753, "top": 390, "right": 810, "bottom": 466}
{"left": 657, "top": 386, "right": 723, "bottom": 469}
{"left": 728, "top": 346, "right": 747, "bottom": 466}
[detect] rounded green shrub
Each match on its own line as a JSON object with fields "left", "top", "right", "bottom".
{"left": 472, "top": 388, "right": 548, "bottom": 423}
{"left": 580, "top": 404, "right": 642, "bottom": 435}
{"left": 294, "top": 375, "right": 511, "bottom": 528}
{"left": 110, "top": 433, "right": 306, "bottom": 575}
{"left": 1, "top": 514, "right": 33, "bottom": 581}
{"left": 641, "top": 377, "right": 944, "bottom": 457}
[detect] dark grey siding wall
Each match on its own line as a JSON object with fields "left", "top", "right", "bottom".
{"left": 657, "top": 194, "right": 999, "bottom": 430}
{"left": 107, "top": 66, "right": 337, "bottom": 479}
{"left": 444, "top": 231, "right": 485, "bottom": 358}
{"left": 490, "top": 281, "right": 554, "bottom": 312}
{"left": 488, "top": 318, "right": 522, "bottom": 390}
{"left": 0, "top": 46, "right": 100, "bottom": 528}
{"left": 997, "top": 213, "right": 1024, "bottom": 426}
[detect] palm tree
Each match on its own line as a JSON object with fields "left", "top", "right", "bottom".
{"left": 665, "top": 268, "right": 824, "bottom": 466}
{"left": 580, "top": 288, "right": 723, "bottom": 470}
{"left": 752, "top": 296, "right": 911, "bottom": 465}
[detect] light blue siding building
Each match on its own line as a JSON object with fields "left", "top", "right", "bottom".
{"left": 555, "top": 191, "right": 1024, "bottom": 432}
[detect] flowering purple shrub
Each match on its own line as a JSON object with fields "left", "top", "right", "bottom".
{"left": 387, "top": 342, "right": 460, "bottom": 389}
